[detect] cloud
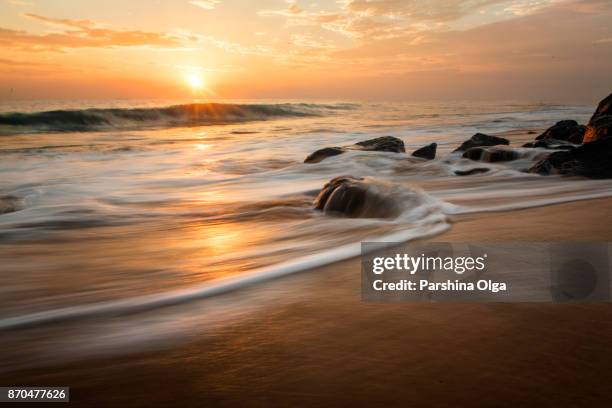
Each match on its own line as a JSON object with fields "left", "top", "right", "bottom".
{"left": 23, "top": 13, "right": 97, "bottom": 29}
{"left": 189, "top": 0, "right": 221, "bottom": 10}
{"left": 503, "top": 0, "right": 560, "bottom": 16}
{"left": 195, "top": 34, "right": 275, "bottom": 56}
{"left": 291, "top": 33, "right": 335, "bottom": 49}
{"left": 344, "top": 0, "right": 505, "bottom": 22}
{"left": 329, "top": 0, "right": 612, "bottom": 76}
{"left": 6, "top": 0, "right": 33, "bottom": 6}
{"left": 0, "top": 14, "right": 186, "bottom": 51}
{"left": 0, "top": 57, "right": 55, "bottom": 67}
{"left": 594, "top": 37, "right": 612, "bottom": 44}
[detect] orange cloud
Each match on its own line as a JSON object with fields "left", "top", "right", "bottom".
{"left": 0, "top": 13, "right": 186, "bottom": 52}
{"left": 345, "top": 0, "right": 506, "bottom": 21}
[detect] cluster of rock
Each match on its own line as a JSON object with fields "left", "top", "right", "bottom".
{"left": 526, "top": 93, "right": 612, "bottom": 178}
{"left": 308, "top": 93, "right": 612, "bottom": 218}
{"left": 304, "top": 136, "right": 406, "bottom": 163}
{"left": 304, "top": 136, "right": 438, "bottom": 163}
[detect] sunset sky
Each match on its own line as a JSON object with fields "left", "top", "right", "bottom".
{"left": 0, "top": 0, "right": 610, "bottom": 102}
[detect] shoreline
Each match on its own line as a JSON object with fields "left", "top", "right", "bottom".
{"left": 2, "top": 197, "right": 612, "bottom": 406}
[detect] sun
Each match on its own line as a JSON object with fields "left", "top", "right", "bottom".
{"left": 187, "top": 74, "right": 204, "bottom": 90}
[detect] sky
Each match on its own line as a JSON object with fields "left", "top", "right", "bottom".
{"left": 0, "top": 0, "right": 610, "bottom": 102}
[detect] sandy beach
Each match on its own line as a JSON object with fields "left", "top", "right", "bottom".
{"left": 2, "top": 197, "right": 611, "bottom": 407}
{"left": 2, "top": 1, "right": 612, "bottom": 405}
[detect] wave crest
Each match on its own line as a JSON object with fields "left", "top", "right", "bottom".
{"left": 0, "top": 102, "right": 356, "bottom": 134}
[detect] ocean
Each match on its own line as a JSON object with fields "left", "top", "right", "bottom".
{"left": 1, "top": 99, "right": 612, "bottom": 365}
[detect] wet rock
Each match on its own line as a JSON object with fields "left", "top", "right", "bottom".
{"left": 522, "top": 139, "right": 577, "bottom": 150}
{"left": 304, "top": 147, "right": 345, "bottom": 163}
{"left": 528, "top": 138, "right": 612, "bottom": 179}
{"left": 313, "top": 176, "right": 400, "bottom": 218}
{"left": 454, "top": 168, "right": 490, "bottom": 176}
{"left": 583, "top": 93, "right": 612, "bottom": 143}
{"left": 453, "top": 133, "right": 509, "bottom": 152}
{"left": 583, "top": 115, "right": 612, "bottom": 144}
{"left": 535, "top": 120, "right": 585, "bottom": 144}
{"left": 411, "top": 143, "right": 436, "bottom": 160}
{"left": 304, "top": 136, "right": 405, "bottom": 163}
{"left": 0, "top": 195, "right": 21, "bottom": 214}
{"left": 589, "top": 93, "right": 612, "bottom": 121}
{"left": 462, "top": 147, "right": 519, "bottom": 162}
{"left": 354, "top": 136, "right": 405, "bottom": 153}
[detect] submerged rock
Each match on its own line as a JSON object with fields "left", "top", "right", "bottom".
{"left": 353, "top": 136, "right": 405, "bottom": 153}
{"left": 313, "top": 176, "right": 401, "bottom": 218}
{"left": 528, "top": 138, "right": 612, "bottom": 179}
{"left": 522, "top": 139, "right": 577, "bottom": 150}
{"left": 304, "top": 136, "right": 405, "bottom": 163}
{"left": 462, "top": 147, "right": 519, "bottom": 162}
{"left": 454, "top": 168, "right": 490, "bottom": 176}
{"left": 411, "top": 143, "right": 436, "bottom": 160}
{"left": 304, "top": 147, "right": 345, "bottom": 163}
{"left": 453, "top": 133, "right": 509, "bottom": 152}
{"left": 535, "top": 120, "right": 585, "bottom": 144}
{"left": 583, "top": 93, "right": 612, "bottom": 143}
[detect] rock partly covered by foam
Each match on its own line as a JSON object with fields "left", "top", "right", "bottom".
{"left": 522, "top": 139, "right": 577, "bottom": 150}
{"left": 304, "top": 136, "right": 405, "bottom": 163}
{"left": 583, "top": 93, "right": 612, "bottom": 143}
{"left": 528, "top": 138, "right": 612, "bottom": 179}
{"left": 313, "top": 176, "right": 400, "bottom": 218}
{"left": 411, "top": 143, "right": 436, "bottom": 160}
{"left": 0, "top": 195, "right": 21, "bottom": 214}
{"left": 353, "top": 136, "right": 405, "bottom": 153}
{"left": 462, "top": 146, "right": 519, "bottom": 162}
{"left": 304, "top": 147, "right": 345, "bottom": 164}
{"left": 453, "top": 133, "right": 509, "bottom": 152}
{"left": 535, "top": 120, "right": 586, "bottom": 144}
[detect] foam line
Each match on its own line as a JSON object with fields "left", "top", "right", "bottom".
{"left": 0, "top": 223, "right": 450, "bottom": 330}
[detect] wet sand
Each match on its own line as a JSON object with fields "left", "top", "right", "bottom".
{"left": 2, "top": 198, "right": 612, "bottom": 407}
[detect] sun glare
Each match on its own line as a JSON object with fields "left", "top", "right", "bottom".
{"left": 187, "top": 74, "right": 204, "bottom": 90}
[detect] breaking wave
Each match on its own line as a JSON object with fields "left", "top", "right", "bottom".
{"left": 0, "top": 102, "right": 357, "bottom": 134}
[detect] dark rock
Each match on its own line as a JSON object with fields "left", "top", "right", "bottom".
{"left": 0, "top": 195, "right": 21, "bottom": 214}
{"left": 589, "top": 93, "right": 612, "bottom": 123}
{"left": 354, "top": 136, "right": 405, "bottom": 153}
{"left": 528, "top": 138, "right": 612, "bottom": 179}
{"left": 583, "top": 114, "right": 612, "bottom": 144}
{"left": 527, "top": 131, "right": 536, "bottom": 134}
{"left": 462, "top": 147, "right": 519, "bottom": 162}
{"left": 583, "top": 93, "right": 612, "bottom": 143}
{"left": 453, "top": 133, "right": 509, "bottom": 152}
{"left": 535, "top": 120, "right": 586, "bottom": 144}
{"left": 304, "top": 147, "right": 345, "bottom": 163}
{"left": 313, "top": 176, "right": 400, "bottom": 218}
{"left": 522, "top": 139, "right": 577, "bottom": 150}
{"left": 304, "top": 136, "right": 405, "bottom": 163}
{"left": 411, "top": 143, "right": 436, "bottom": 160}
{"left": 454, "top": 168, "right": 490, "bottom": 176}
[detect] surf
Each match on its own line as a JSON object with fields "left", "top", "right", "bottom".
{"left": 0, "top": 102, "right": 356, "bottom": 134}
